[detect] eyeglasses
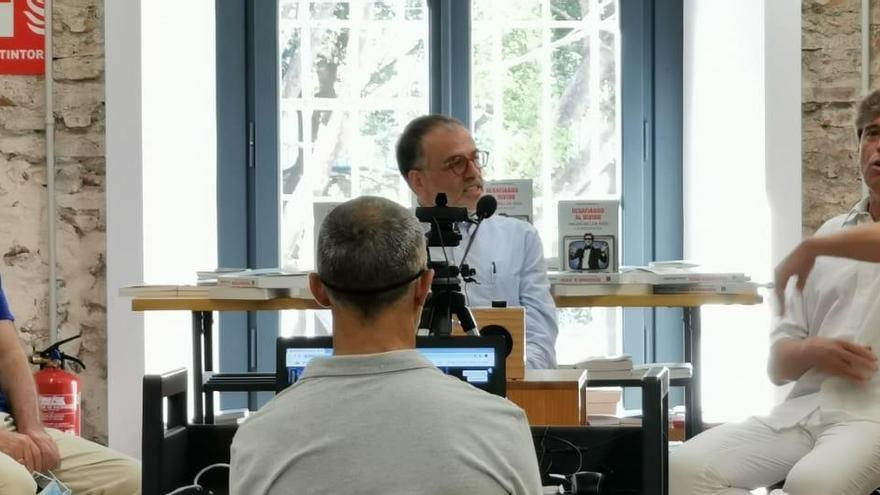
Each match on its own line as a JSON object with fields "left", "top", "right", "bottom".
{"left": 440, "top": 150, "right": 490, "bottom": 176}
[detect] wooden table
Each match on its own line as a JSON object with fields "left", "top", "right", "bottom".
{"left": 133, "top": 291, "right": 762, "bottom": 435}
{"left": 132, "top": 297, "right": 525, "bottom": 422}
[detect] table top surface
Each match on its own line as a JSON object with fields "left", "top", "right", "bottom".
{"left": 130, "top": 292, "right": 762, "bottom": 312}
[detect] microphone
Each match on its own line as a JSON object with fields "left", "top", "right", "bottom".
{"left": 458, "top": 194, "right": 496, "bottom": 270}
{"left": 475, "top": 194, "right": 497, "bottom": 220}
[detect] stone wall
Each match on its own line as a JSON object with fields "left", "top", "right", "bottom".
{"left": 802, "top": 0, "right": 877, "bottom": 235}
{"left": 0, "top": 0, "right": 106, "bottom": 442}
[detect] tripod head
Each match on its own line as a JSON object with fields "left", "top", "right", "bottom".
{"left": 414, "top": 193, "right": 487, "bottom": 337}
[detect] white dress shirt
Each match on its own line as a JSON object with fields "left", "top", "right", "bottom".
{"left": 444, "top": 214, "right": 559, "bottom": 369}
{"left": 763, "top": 197, "right": 880, "bottom": 429}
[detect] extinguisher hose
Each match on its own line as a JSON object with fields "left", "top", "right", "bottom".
{"left": 59, "top": 352, "right": 86, "bottom": 371}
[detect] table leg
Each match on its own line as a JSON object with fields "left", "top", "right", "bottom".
{"left": 203, "top": 311, "right": 214, "bottom": 424}
{"left": 683, "top": 306, "right": 703, "bottom": 439}
{"left": 191, "top": 311, "right": 204, "bottom": 424}
{"left": 642, "top": 367, "right": 669, "bottom": 495}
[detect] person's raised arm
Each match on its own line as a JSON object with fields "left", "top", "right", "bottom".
{"left": 775, "top": 223, "right": 880, "bottom": 313}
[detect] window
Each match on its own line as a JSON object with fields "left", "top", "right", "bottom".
{"left": 471, "top": 0, "right": 622, "bottom": 362}
{"left": 216, "top": 0, "right": 680, "bottom": 405}
{"left": 274, "top": 0, "right": 623, "bottom": 358}
{"left": 276, "top": 0, "right": 431, "bottom": 337}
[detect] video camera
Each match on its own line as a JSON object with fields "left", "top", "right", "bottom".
{"left": 414, "top": 193, "right": 496, "bottom": 337}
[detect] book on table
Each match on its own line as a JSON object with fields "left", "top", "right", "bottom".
{"left": 558, "top": 354, "right": 633, "bottom": 372}
{"left": 552, "top": 283, "right": 653, "bottom": 297}
{"left": 585, "top": 362, "right": 693, "bottom": 381}
{"left": 207, "top": 286, "right": 301, "bottom": 300}
{"left": 621, "top": 263, "right": 750, "bottom": 285}
{"left": 119, "top": 285, "right": 210, "bottom": 298}
{"left": 484, "top": 179, "right": 534, "bottom": 223}
{"left": 652, "top": 282, "right": 759, "bottom": 295}
{"left": 217, "top": 268, "right": 309, "bottom": 289}
{"left": 557, "top": 198, "right": 620, "bottom": 273}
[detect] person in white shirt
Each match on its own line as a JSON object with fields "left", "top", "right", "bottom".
{"left": 396, "top": 114, "right": 559, "bottom": 369}
{"left": 670, "top": 89, "right": 880, "bottom": 495}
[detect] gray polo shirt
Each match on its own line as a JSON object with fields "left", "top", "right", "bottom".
{"left": 230, "top": 349, "right": 542, "bottom": 494}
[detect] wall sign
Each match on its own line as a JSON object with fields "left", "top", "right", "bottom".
{"left": 0, "top": 0, "right": 46, "bottom": 75}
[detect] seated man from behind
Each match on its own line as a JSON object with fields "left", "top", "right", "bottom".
{"left": 230, "top": 196, "right": 542, "bottom": 495}
{"left": 0, "top": 274, "right": 140, "bottom": 494}
{"left": 670, "top": 88, "right": 880, "bottom": 495}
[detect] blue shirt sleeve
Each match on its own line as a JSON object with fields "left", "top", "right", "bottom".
{"left": 0, "top": 276, "right": 15, "bottom": 322}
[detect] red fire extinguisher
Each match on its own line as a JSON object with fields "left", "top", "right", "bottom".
{"left": 31, "top": 334, "right": 86, "bottom": 436}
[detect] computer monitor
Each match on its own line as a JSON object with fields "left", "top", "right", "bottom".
{"left": 275, "top": 336, "right": 506, "bottom": 397}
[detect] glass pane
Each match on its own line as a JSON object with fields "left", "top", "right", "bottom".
{"left": 308, "top": 28, "right": 353, "bottom": 98}
{"left": 310, "top": 2, "right": 350, "bottom": 20}
{"left": 472, "top": 0, "right": 621, "bottom": 361}
{"left": 474, "top": 0, "right": 542, "bottom": 21}
{"left": 364, "top": 1, "right": 396, "bottom": 20}
{"left": 280, "top": 0, "right": 302, "bottom": 21}
{"left": 551, "top": 0, "right": 587, "bottom": 21}
{"left": 278, "top": 0, "right": 429, "bottom": 336}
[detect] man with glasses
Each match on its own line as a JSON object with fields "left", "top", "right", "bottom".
{"left": 396, "top": 114, "right": 558, "bottom": 369}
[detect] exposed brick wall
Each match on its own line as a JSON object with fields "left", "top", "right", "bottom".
{"left": 0, "top": 0, "right": 107, "bottom": 442}
{"left": 802, "top": 0, "right": 875, "bottom": 235}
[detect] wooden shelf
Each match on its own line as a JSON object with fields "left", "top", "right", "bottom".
{"left": 132, "top": 297, "right": 322, "bottom": 312}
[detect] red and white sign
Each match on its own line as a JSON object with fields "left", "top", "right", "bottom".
{"left": 0, "top": 0, "right": 45, "bottom": 75}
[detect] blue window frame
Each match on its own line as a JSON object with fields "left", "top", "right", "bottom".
{"left": 215, "top": 0, "right": 682, "bottom": 411}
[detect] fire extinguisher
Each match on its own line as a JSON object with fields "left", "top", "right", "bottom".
{"left": 31, "top": 334, "right": 86, "bottom": 436}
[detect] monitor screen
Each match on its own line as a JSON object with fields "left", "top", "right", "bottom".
{"left": 276, "top": 336, "right": 506, "bottom": 397}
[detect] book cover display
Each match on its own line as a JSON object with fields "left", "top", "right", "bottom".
{"left": 558, "top": 199, "right": 619, "bottom": 272}
{"left": 484, "top": 179, "right": 534, "bottom": 223}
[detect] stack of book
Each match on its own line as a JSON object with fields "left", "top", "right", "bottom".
{"left": 559, "top": 354, "right": 634, "bottom": 373}
{"left": 585, "top": 386, "right": 622, "bottom": 415}
{"left": 118, "top": 285, "right": 210, "bottom": 298}
{"left": 120, "top": 268, "right": 312, "bottom": 300}
{"left": 549, "top": 261, "right": 761, "bottom": 296}
{"left": 215, "top": 268, "right": 310, "bottom": 299}
{"left": 548, "top": 271, "right": 652, "bottom": 296}
{"left": 629, "top": 261, "right": 759, "bottom": 295}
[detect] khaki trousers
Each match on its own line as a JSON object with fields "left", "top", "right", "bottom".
{"left": 0, "top": 413, "right": 140, "bottom": 495}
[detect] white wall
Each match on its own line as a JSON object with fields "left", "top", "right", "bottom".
{"left": 765, "top": 1, "right": 803, "bottom": 265}
{"left": 141, "top": 1, "right": 217, "bottom": 375}
{"left": 683, "top": 0, "right": 801, "bottom": 422}
{"left": 105, "top": 0, "right": 217, "bottom": 457}
{"left": 105, "top": 0, "right": 144, "bottom": 458}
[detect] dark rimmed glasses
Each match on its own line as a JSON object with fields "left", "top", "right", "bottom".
{"left": 440, "top": 150, "right": 490, "bottom": 175}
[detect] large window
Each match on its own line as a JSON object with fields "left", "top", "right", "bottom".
{"left": 216, "top": 0, "right": 680, "bottom": 408}
{"left": 273, "top": 0, "right": 622, "bottom": 360}
{"left": 278, "top": 0, "right": 430, "bottom": 272}
{"left": 471, "top": 0, "right": 622, "bottom": 362}
{"left": 276, "top": 0, "right": 431, "bottom": 337}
